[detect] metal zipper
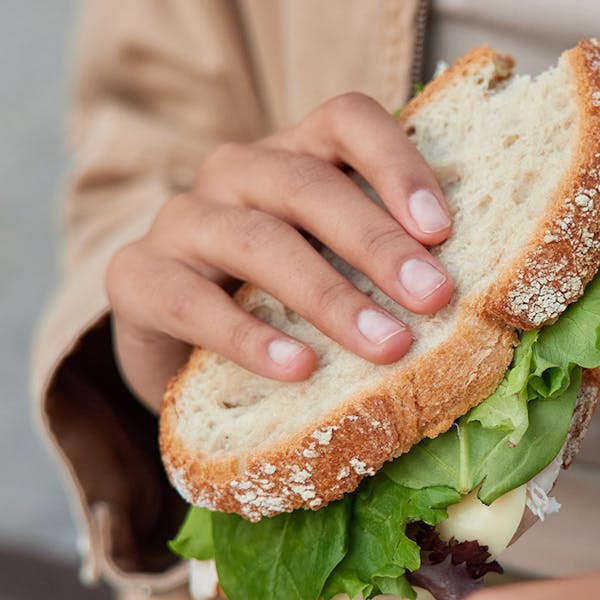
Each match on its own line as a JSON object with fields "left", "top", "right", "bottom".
{"left": 410, "top": 0, "right": 429, "bottom": 96}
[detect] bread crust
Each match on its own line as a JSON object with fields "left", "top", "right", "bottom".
{"left": 486, "top": 40, "right": 600, "bottom": 328}
{"left": 563, "top": 366, "right": 600, "bottom": 468}
{"left": 399, "top": 45, "right": 514, "bottom": 125}
{"left": 160, "top": 313, "right": 515, "bottom": 521}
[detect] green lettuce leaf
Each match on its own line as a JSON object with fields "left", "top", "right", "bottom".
{"left": 529, "top": 276, "right": 600, "bottom": 395}
{"left": 375, "top": 574, "right": 418, "bottom": 599}
{"left": 477, "top": 369, "right": 580, "bottom": 502}
{"left": 321, "top": 477, "right": 459, "bottom": 599}
{"left": 213, "top": 497, "right": 351, "bottom": 600}
{"left": 468, "top": 274, "right": 600, "bottom": 444}
{"left": 385, "top": 369, "right": 580, "bottom": 504}
{"left": 168, "top": 506, "right": 214, "bottom": 561}
{"left": 467, "top": 330, "right": 537, "bottom": 445}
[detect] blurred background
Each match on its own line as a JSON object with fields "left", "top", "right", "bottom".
{"left": 0, "top": 1, "right": 109, "bottom": 598}
{"left": 0, "top": 2, "right": 599, "bottom": 599}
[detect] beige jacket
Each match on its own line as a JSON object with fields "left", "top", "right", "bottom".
{"left": 31, "top": 0, "right": 422, "bottom": 595}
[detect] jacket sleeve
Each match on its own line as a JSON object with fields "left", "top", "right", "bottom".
{"left": 31, "top": 0, "right": 266, "bottom": 592}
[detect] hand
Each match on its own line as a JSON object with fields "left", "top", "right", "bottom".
{"left": 106, "top": 92, "right": 453, "bottom": 412}
{"left": 468, "top": 571, "right": 600, "bottom": 599}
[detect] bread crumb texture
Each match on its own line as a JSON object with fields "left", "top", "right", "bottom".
{"left": 160, "top": 41, "right": 600, "bottom": 520}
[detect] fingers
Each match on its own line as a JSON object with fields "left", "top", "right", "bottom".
{"left": 195, "top": 144, "right": 453, "bottom": 314}
{"left": 163, "top": 201, "right": 413, "bottom": 364}
{"left": 273, "top": 92, "right": 452, "bottom": 246}
{"left": 107, "top": 247, "right": 317, "bottom": 383}
{"left": 107, "top": 91, "right": 456, "bottom": 402}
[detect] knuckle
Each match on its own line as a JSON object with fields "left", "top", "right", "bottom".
{"left": 157, "top": 196, "right": 227, "bottom": 246}
{"left": 285, "top": 155, "right": 337, "bottom": 201}
{"left": 312, "top": 279, "right": 352, "bottom": 315}
{"left": 163, "top": 288, "right": 195, "bottom": 324}
{"left": 303, "top": 92, "right": 381, "bottom": 155}
{"left": 323, "top": 91, "right": 377, "bottom": 121}
{"left": 197, "top": 142, "right": 244, "bottom": 183}
{"left": 205, "top": 142, "right": 244, "bottom": 168}
{"left": 151, "top": 193, "right": 194, "bottom": 235}
{"left": 233, "top": 209, "right": 289, "bottom": 254}
{"left": 371, "top": 160, "right": 412, "bottom": 196}
{"left": 228, "top": 319, "right": 259, "bottom": 353}
{"left": 191, "top": 201, "right": 223, "bottom": 234}
{"left": 361, "top": 224, "right": 409, "bottom": 259}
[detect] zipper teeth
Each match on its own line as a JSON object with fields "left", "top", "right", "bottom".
{"left": 411, "top": 0, "right": 429, "bottom": 95}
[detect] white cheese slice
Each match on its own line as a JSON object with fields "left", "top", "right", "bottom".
{"left": 436, "top": 485, "right": 527, "bottom": 558}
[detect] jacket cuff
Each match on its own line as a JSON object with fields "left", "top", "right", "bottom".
{"left": 32, "top": 307, "right": 189, "bottom": 593}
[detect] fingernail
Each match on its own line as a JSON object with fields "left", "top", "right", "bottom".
{"left": 357, "top": 308, "right": 407, "bottom": 345}
{"left": 400, "top": 258, "right": 447, "bottom": 299}
{"left": 408, "top": 190, "right": 451, "bottom": 233}
{"left": 268, "top": 339, "right": 306, "bottom": 366}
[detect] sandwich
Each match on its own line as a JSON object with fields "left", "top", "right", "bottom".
{"left": 159, "top": 40, "right": 600, "bottom": 600}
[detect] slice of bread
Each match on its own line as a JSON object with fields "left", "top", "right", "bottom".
{"left": 160, "top": 41, "right": 600, "bottom": 521}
